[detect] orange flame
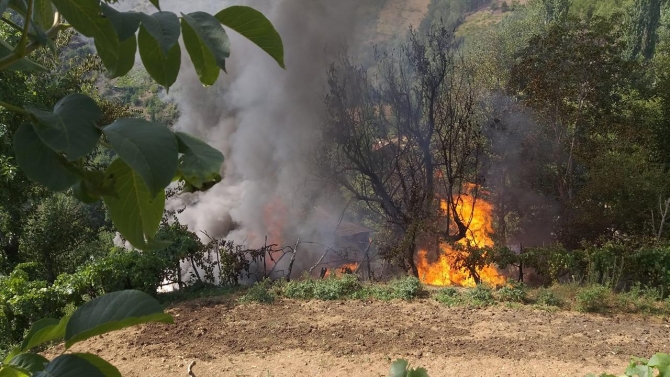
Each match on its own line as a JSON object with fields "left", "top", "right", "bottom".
{"left": 416, "top": 184, "right": 505, "bottom": 287}
{"left": 325, "top": 262, "right": 359, "bottom": 277}
{"left": 263, "top": 197, "right": 287, "bottom": 246}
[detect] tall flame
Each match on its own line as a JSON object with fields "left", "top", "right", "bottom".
{"left": 416, "top": 184, "right": 505, "bottom": 287}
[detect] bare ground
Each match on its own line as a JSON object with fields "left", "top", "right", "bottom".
{"left": 52, "top": 297, "right": 670, "bottom": 377}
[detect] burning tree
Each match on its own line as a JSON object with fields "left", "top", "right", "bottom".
{"left": 319, "top": 26, "right": 485, "bottom": 277}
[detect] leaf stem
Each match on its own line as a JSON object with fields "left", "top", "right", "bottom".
{"left": 0, "top": 11, "right": 69, "bottom": 70}
{"left": 0, "top": 100, "right": 30, "bottom": 116}
{"left": 16, "top": 0, "right": 34, "bottom": 56}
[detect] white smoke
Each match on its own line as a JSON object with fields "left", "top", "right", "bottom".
{"left": 140, "top": 0, "right": 365, "bottom": 247}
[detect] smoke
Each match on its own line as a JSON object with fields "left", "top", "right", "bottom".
{"left": 483, "top": 93, "right": 560, "bottom": 247}
{"left": 138, "top": 0, "right": 365, "bottom": 248}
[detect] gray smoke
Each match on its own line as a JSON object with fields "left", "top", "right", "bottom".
{"left": 147, "top": 0, "right": 364, "bottom": 248}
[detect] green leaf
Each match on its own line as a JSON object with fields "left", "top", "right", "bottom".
{"left": 175, "top": 131, "right": 223, "bottom": 189}
{"left": 0, "top": 39, "right": 48, "bottom": 71}
{"left": 100, "top": 3, "right": 141, "bottom": 42}
{"left": 3, "top": 348, "right": 20, "bottom": 364}
{"left": 0, "top": 366, "right": 29, "bottom": 377}
{"left": 71, "top": 354, "right": 120, "bottom": 377}
{"left": 20, "top": 315, "right": 69, "bottom": 352}
{"left": 102, "top": 159, "right": 165, "bottom": 249}
{"left": 138, "top": 24, "right": 180, "bottom": 90}
{"left": 7, "top": 354, "right": 49, "bottom": 374}
{"left": 215, "top": 6, "right": 285, "bottom": 69}
{"left": 20, "top": 318, "right": 58, "bottom": 349}
{"left": 33, "top": 354, "right": 105, "bottom": 377}
{"left": 0, "top": 0, "right": 10, "bottom": 15}
{"left": 390, "top": 359, "right": 409, "bottom": 377}
{"left": 625, "top": 363, "right": 653, "bottom": 377}
{"left": 182, "top": 12, "right": 230, "bottom": 72}
{"left": 64, "top": 290, "right": 173, "bottom": 348}
{"left": 102, "top": 118, "right": 177, "bottom": 197}
{"left": 27, "top": 93, "right": 102, "bottom": 161}
{"left": 13, "top": 123, "right": 79, "bottom": 191}
{"left": 94, "top": 20, "right": 137, "bottom": 78}
{"left": 181, "top": 16, "right": 220, "bottom": 85}
{"left": 33, "top": 0, "right": 54, "bottom": 29}
{"left": 407, "top": 369, "right": 429, "bottom": 377}
{"left": 138, "top": 11, "right": 180, "bottom": 55}
{"left": 148, "top": 0, "right": 160, "bottom": 11}
{"left": 649, "top": 353, "right": 670, "bottom": 377}
{"left": 51, "top": 0, "right": 104, "bottom": 38}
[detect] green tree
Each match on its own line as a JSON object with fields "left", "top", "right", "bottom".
{"left": 0, "top": 0, "right": 285, "bottom": 251}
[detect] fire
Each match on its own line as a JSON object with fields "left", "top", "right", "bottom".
{"left": 416, "top": 184, "right": 506, "bottom": 287}
{"left": 263, "top": 197, "right": 287, "bottom": 246}
{"left": 325, "top": 262, "right": 359, "bottom": 277}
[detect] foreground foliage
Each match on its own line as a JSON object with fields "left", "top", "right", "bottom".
{"left": 0, "top": 0, "right": 284, "bottom": 250}
{"left": 588, "top": 353, "right": 670, "bottom": 377}
{"left": 0, "top": 290, "right": 172, "bottom": 376}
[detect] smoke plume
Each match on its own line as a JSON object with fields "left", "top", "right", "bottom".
{"left": 149, "top": 0, "right": 364, "bottom": 248}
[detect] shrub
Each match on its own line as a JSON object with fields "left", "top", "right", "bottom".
{"left": 496, "top": 283, "right": 527, "bottom": 303}
{"left": 467, "top": 284, "right": 496, "bottom": 307}
{"left": 435, "top": 287, "right": 463, "bottom": 306}
{"left": 576, "top": 285, "right": 610, "bottom": 312}
{"left": 239, "top": 280, "right": 275, "bottom": 304}
{"left": 282, "top": 279, "right": 316, "bottom": 299}
{"left": 389, "top": 276, "right": 424, "bottom": 300}
{"left": 313, "top": 274, "right": 361, "bottom": 300}
{"left": 535, "top": 288, "right": 563, "bottom": 307}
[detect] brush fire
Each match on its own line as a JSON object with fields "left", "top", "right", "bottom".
{"left": 416, "top": 184, "right": 506, "bottom": 287}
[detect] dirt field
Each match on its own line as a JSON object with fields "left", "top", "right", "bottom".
{"left": 56, "top": 297, "right": 669, "bottom": 377}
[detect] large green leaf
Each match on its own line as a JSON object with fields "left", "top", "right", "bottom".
{"left": 27, "top": 93, "right": 102, "bottom": 161}
{"left": 7, "top": 354, "right": 49, "bottom": 374}
{"left": 138, "top": 11, "right": 180, "bottom": 55}
{"left": 0, "top": 39, "right": 47, "bottom": 71}
{"left": 33, "top": 0, "right": 54, "bottom": 29}
{"left": 64, "top": 290, "right": 173, "bottom": 348}
{"left": 20, "top": 315, "right": 69, "bottom": 352}
{"left": 175, "top": 131, "right": 223, "bottom": 189}
{"left": 390, "top": 359, "right": 410, "bottom": 377}
{"left": 13, "top": 123, "right": 79, "bottom": 191}
{"left": 94, "top": 20, "right": 137, "bottom": 78}
{"left": 0, "top": 366, "right": 29, "bottom": 377}
{"left": 102, "top": 118, "right": 177, "bottom": 197}
{"left": 138, "top": 25, "right": 180, "bottom": 90}
{"left": 102, "top": 159, "right": 165, "bottom": 249}
{"left": 180, "top": 17, "right": 219, "bottom": 85}
{"left": 33, "top": 355, "right": 105, "bottom": 377}
{"left": 50, "top": 0, "right": 104, "bottom": 38}
{"left": 100, "top": 3, "right": 141, "bottom": 42}
{"left": 71, "top": 354, "right": 120, "bottom": 377}
{"left": 182, "top": 12, "right": 229, "bottom": 72}
{"left": 649, "top": 353, "right": 670, "bottom": 377}
{"left": 215, "top": 6, "right": 285, "bottom": 69}
{"left": 148, "top": 0, "right": 160, "bottom": 11}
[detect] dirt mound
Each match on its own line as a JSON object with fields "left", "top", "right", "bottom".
{"left": 57, "top": 297, "right": 669, "bottom": 376}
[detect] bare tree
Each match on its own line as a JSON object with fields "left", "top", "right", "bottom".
{"left": 319, "top": 26, "right": 484, "bottom": 276}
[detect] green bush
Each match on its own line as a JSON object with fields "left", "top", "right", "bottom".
{"left": 467, "top": 284, "right": 496, "bottom": 307}
{"left": 435, "top": 287, "right": 464, "bottom": 306}
{"left": 576, "top": 285, "right": 610, "bottom": 312}
{"left": 313, "top": 274, "right": 361, "bottom": 300}
{"left": 282, "top": 279, "right": 316, "bottom": 299}
{"left": 535, "top": 288, "right": 563, "bottom": 307}
{"left": 239, "top": 280, "right": 275, "bottom": 304}
{"left": 496, "top": 283, "right": 527, "bottom": 303}
{"left": 389, "top": 276, "right": 424, "bottom": 300}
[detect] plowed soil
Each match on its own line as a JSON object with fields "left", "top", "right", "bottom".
{"left": 56, "top": 297, "right": 670, "bottom": 377}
